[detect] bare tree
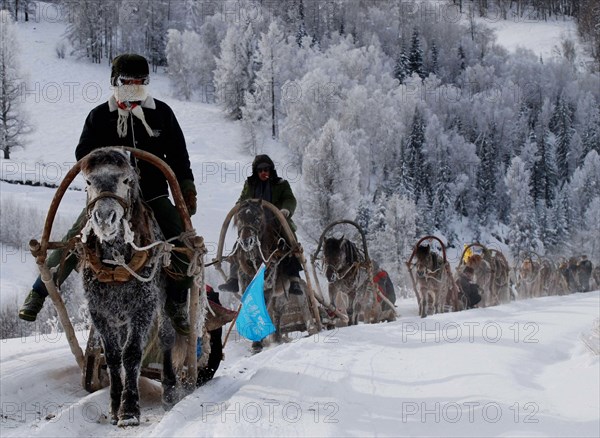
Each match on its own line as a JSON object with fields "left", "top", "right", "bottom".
{"left": 0, "top": 10, "right": 31, "bottom": 159}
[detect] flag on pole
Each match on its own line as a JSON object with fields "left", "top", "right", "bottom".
{"left": 236, "top": 264, "right": 275, "bottom": 341}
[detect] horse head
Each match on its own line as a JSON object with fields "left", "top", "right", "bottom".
{"left": 234, "top": 199, "right": 268, "bottom": 253}
{"left": 81, "top": 148, "right": 139, "bottom": 243}
{"left": 323, "top": 236, "right": 361, "bottom": 283}
{"left": 414, "top": 244, "right": 433, "bottom": 279}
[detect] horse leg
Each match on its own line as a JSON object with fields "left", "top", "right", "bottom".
{"left": 158, "top": 313, "right": 178, "bottom": 410}
{"left": 118, "top": 312, "right": 153, "bottom": 427}
{"left": 92, "top": 316, "right": 123, "bottom": 425}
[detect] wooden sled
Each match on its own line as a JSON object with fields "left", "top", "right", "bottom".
{"left": 29, "top": 147, "right": 206, "bottom": 392}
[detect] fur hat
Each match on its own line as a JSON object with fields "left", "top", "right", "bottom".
{"left": 251, "top": 154, "right": 279, "bottom": 179}
{"left": 110, "top": 54, "right": 150, "bottom": 86}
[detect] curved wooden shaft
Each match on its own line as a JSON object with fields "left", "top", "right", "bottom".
{"left": 458, "top": 242, "right": 488, "bottom": 267}
{"left": 312, "top": 219, "right": 370, "bottom": 263}
{"left": 407, "top": 235, "right": 448, "bottom": 266}
{"left": 35, "top": 147, "right": 194, "bottom": 263}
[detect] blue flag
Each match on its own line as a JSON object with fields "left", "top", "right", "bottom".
{"left": 236, "top": 264, "right": 275, "bottom": 341}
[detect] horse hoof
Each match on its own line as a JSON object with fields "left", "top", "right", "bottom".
{"left": 251, "top": 341, "right": 263, "bottom": 354}
{"left": 117, "top": 415, "right": 140, "bottom": 427}
{"left": 162, "top": 385, "right": 179, "bottom": 411}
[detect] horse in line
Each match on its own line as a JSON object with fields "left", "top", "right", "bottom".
{"left": 79, "top": 148, "right": 182, "bottom": 426}
{"left": 322, "top": 236, "right": 386, "bottom": 326}
{"left": 232, "top": 199, "right": 312, "bottom": 351}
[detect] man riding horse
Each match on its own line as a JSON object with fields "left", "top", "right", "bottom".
{"left": 19, "top": 54, "right": 197, "bottom": 335}
{"left": 219, "top": 154, "right": 303, "bottom": 296}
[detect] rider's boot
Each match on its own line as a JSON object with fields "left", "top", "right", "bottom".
{"left": 18, "top": 278, "right": 48, "bottom": 322}
{"left": 218, "top": 277, "right": 239, "bottom": 293}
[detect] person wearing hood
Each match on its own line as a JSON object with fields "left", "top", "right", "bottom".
{"left": 219, "top": 154, "right": 303, "bottom": 296}
{"left": 19, "top": 54, "right": 196, "bottom": 336}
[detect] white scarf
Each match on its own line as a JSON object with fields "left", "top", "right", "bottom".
{"left": 113, "top": 85, "right": 155, "bottom": 138}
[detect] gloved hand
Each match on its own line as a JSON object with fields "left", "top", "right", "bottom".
{"left": 184, "top": 190, "right": 197, "bottom": 216}
{"left": 280, "top": 208, "right": 290, "bottom": 218}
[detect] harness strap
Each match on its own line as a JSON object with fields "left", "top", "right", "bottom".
{"left": 86, "top": 191, "right": 130, "bottom": 217}
{"left": 83, "top": 244, "right": 149, "bottom": 284}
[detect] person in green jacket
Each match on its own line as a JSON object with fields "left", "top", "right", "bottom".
{"left": 219, "top": 154, "right": 303, "bottom": 295}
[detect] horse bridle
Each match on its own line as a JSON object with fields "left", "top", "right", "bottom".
{"left": 86, "top": 191, "right": 131, "bottom": 218}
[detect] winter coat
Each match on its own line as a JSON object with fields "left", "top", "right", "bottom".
{"left": 457, "top": 273, "right": 481, "bottom": 309}
{"left": 76, "top": 95, "right": 195, "bottom": 201}
{"left": 238, "top": 155, "right": 297, "bottom": 232}
{"left": 373, "top": 269, "right": 397, "bottom": 311}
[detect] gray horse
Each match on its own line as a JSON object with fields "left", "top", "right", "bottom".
{"left": 79, "top": 148, "right": 180, "bottom": 426}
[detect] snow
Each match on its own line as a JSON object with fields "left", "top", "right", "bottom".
{"left": 1, "top": 5, "right": 599, "bottom": 438}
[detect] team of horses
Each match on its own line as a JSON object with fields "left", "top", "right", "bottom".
{"left": 407, "top": 239, "right": 598, "bottom": 318}
{"left": 36, "top": 147, "right": 599, "bottom": 427}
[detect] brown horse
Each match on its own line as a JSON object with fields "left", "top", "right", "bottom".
{"left": 517, "top": 257, "right": 542, "bottom": 298}
{"left": 232, "top": 199, "right": 311, "bottom": 351}
{"left": 413, "top": 244, "right": 451, "bottom": 317}
{"left": 322, "top": 236, "right": 379, "bottom": 326}
{"left": 463, "top": 249, "right": 510, "bottom": 306}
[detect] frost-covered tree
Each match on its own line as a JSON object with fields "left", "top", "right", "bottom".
{"left": 506, "top": 156, "right": 540, "bottom": 259}
{"left": 300, "top": 119, "right": 360, "bottom": 241}
{"left": 476, "top": 128, "right": 499, "bottom": 225}
{"left": 550, "top": 94, "right": 574, "bottom": 183}
{"left": 249, "top": 21, "right": 292, "bottom": 139}
{"left": 166, "top": 30, "right": 206, "bottom": 100}
{"left": 393, "top": 44, "right": 410, "bottom": 84}
{"left": 214, "top": 22, "right": 258, "bottom": 119}
{"left": 0, "top": 10, "right": 30, "bottom": 159}
{"left": 370, "top": 194, "right": 417, "bottom": 288}
{"left": 408, "top": 29, "right": 425, "bottom": 79}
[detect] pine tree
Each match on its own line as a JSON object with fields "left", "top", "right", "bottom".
{"left": 0, "top": 10, "right": 31, "bottom": 159}
{"left": 430, "top": 40, "right": 439, "bottom": 76}
{"left": 405, "top": 108, "right": 429, "bottom": 202}
{"left": 393, "top": 43, "right": 410, "bottom": 84}
{"left": 530, "top": 121, "right": 558, "bottom": 208}
{"left": 550, "top": 94, "right": 573, "bottom": 184}
{"left": 408, "top": 29, "right": 425, "bottom": 79}
{"left": 506, "top": 157, "right": 540, "bottom": 260}
{"left": 476, "top": 128, "right": 499, "bottom": 225}
{"left": 458, "top": 45, "right": 466, "bottom": 71}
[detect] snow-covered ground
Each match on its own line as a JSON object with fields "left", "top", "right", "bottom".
{"left": 1, "top": 5, "right": 599, "bottom": 438}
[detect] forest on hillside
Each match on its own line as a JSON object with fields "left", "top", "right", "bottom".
{"left": 2, "top": 1, "right": 599, "bottom": 279}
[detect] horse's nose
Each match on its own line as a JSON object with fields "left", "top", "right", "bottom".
{"left": 93, "top": 209, "right": 117, "bottom": 226}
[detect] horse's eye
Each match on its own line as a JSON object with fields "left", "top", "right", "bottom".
{"left": 123, "top": 178, "right": 130, "bottom": 185}
{"left": 85, "top": 179, "right": 91, "bottom": 186}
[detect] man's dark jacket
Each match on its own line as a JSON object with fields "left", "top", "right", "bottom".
{"left": 76, "top": 95, "right": 194, "bottom": 201}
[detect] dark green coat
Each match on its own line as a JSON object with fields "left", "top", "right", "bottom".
{"left": 238, "top": 177, "right": 297, "bottom": 232}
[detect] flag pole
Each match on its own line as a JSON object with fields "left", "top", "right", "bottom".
{"left": 222, "top": 303, "right": 241, "bottom": 350}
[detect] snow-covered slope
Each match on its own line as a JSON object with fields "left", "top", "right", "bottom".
{"left": 1, "top": 5, "right": 599, "bottom": 438}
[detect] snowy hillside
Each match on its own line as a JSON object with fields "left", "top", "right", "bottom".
{"left": 1, "top": 293, "right": 599, "bottom": 437}
{"left": 1, "top": 2, "right": 599, "bottom": 437}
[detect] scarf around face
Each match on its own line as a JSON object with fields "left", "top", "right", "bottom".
{"left": 113, "top": 85, "right": 155, "bottom": 138}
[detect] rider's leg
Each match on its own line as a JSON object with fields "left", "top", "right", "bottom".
{"left": 218, "top": 262, "right": 239, "bottom": 292}
{"left": 146, "top": 197, "right": 193, "bottom": 335}
{"left": 19, "top": 210, "right": 87, "bottom": 321}
{"left": 281, "top": 255, "right": 303, "bottom": 295}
